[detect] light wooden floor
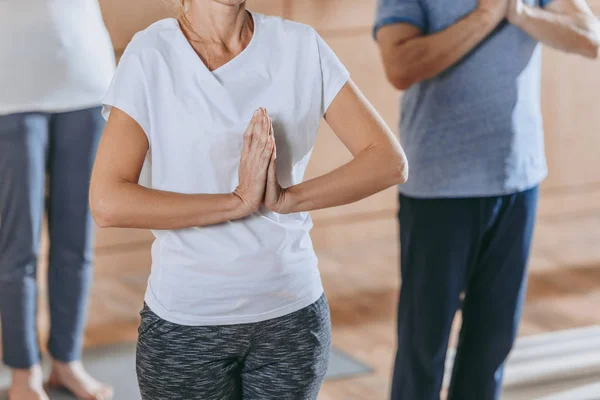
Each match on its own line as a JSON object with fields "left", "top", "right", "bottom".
{"left": 24, "top": 186, "right": 600, "bottom": 400}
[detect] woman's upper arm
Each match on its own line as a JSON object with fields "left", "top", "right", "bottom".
{"left": 324, "top": 79, "right": 402, "bottom": 157}
{"left": 92, "top": 107, "right": 149, "bottom": 188}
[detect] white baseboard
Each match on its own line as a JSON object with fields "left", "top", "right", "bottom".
{"left": 538, "top": 382, "right": 600, "bottom": 400}
{"left": 443, "top": 325, "right": 600, "bottom": 398}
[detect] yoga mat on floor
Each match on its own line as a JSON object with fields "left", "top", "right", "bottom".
{"left": 0, "top": 344, "right": 371, "bottom": 399}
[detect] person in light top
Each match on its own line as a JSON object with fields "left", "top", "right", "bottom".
{"left": 0, "top": 1, "right": 116, "bottom": 399}
{"left": 89, "top": 0, "right": 408, "bottom": 398}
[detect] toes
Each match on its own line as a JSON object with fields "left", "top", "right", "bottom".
{"left": 93, "top": 385, "right": 114, "bottom": 400}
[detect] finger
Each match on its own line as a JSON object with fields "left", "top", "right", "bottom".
{"left": 242, "top": 129, "right": 254, "bottom": 154}
{"left": 262, "top": 134, "right": 274, "bottom": 162}
{"left": 251, "top": 109, "right": 266, "bottom": 150}
{"left": 243, "top": 109, "right": 260, "bottom": 151}
{"left": 268, "top": 114, "right": 274, "bottom": 138}
{"left": 257, "top": 111, "right": 269, "bottom": 150}
{"left": 261, "top": 108, "right": 269, "bottom": 136}
{"left": 244, "top": 109, "right": 260, "bottom": 137}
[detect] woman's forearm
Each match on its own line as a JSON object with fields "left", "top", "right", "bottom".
{"left": 284, "top": 145, "right": 407, "bottom": 213}
{"left": 90, "top": 181, "right": 246, "bottom": 230}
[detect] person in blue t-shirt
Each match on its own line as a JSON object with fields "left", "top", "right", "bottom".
{"left": 374, "top": 0, "right": 599, "bottom": 398}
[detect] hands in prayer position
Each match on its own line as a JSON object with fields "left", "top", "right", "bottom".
{"left": 234, "top": 107, "right": 288, "bottom": 215}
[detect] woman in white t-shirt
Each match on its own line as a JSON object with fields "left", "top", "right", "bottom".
{"left": 0, "top": 1, "right": 114, "bottom": 399}
{"left": 90, "top": 0, "right": 408, "bottom": 398}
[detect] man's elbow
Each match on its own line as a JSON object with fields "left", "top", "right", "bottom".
{"left": 387, "top": 71, "right": 418, "bottom": 91}
{"left": 382, "top": 58, "right": 418, "bottom": 90}
{"left": 578, "top": 20, "right": 600, "bottom": 59}
{"left": 583, "top": 40, "right": 600, "bottom": 60}
{"left": 383, "top": 54, "right": 433, "bottom": 90}
{"left": 385, "top": 63, "right": 433, "bottom": 90}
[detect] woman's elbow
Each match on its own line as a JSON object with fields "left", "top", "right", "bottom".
{"left": 385, "top": 150, "right": 409, "bottom": 185}
{"left": 394, "top": 157, "right": 409, "bottom": 185}
{"left": 89, "top": 189, "right": 118, "bottom": 228}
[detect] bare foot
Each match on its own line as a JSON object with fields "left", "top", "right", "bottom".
{"left": 49, "top": 360, "right": 113, "bottom": 400}
{"left": 9, "top": 365, "right": 49, "bottom": 400}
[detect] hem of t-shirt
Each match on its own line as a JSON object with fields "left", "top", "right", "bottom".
{"left": 143, "top": 283, "right": 325, "bottom": 327}
{"left": 323, "top": 73, "right": 351, "bottom": 116}
{"left": 373, "top": 17, "right": 426, "bottom": 40}
{"left": 0, "top": 99, "right": 104, "bottom": 116}
{"left": 398, "top": 171, "right": 547, "bottom": 199}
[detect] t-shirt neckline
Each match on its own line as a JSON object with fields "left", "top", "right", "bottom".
{"left": 171, "top": 11, "right": 260, "bottom": 77}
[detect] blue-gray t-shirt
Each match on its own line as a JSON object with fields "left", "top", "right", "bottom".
{"left": 374, "top": 0, "right": 552, "bottom": 198}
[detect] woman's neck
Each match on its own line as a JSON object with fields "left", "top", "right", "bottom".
{"left": 184, "top": 1, "right": 249, "bottom": 49}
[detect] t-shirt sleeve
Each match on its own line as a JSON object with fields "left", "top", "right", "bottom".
{"left": 374, "top": 0, "right": 426, "bottom": 39}
{"left": 101, "top": 47, "right": 151, "bottom": 139}
{"left": 314, "top": 31, "right": 350, "bottom": 115}
{"left": 540, "top": 0, "right": 555, "bottom": 7}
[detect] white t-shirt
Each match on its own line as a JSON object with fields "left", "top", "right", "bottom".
{"left": 102, "top": 12, "right": 350, "bottom": 326}
{"left": 0, "top": 0, "right": 116, "bottom": 115}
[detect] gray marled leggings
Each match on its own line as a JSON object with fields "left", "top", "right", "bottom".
{"left": 136, "top": 294, "right": 331, "bottom": 400}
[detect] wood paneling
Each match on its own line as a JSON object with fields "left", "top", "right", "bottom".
{"left": 245, "top": 0, "right": 288, "bottom": 18}
{"left": 290, "top": 0, "right": 375, "bottom": 32}
{"left": 541, "top": 49, "right": 600, "bottom": 190}
{"left": 95, "top": 228, "right": 153, "bottom": 250}
{"left": 99, "top": 0, "right": 175, "bottom": 52}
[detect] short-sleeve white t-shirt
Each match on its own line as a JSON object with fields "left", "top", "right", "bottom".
{"left": 102, "top": 12, "right": 350, "bottom": 326}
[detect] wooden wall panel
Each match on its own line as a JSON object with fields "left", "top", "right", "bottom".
{"left": 95, "top": 228, "right": 154, "bottom": 250}
{"left": 290, "top": 0, "right": 375, "bottom": 32}
{"left": 541, "top": 49, "right": 600, "bottom": 191}
{"left": 99, "top": 0, "right": 175, "bottom": 52}
{"left": 245, "top": 0, "right": 287, "bottom": 18}
{"left": 540, "top": 0, "right": 600, "bottom": 191}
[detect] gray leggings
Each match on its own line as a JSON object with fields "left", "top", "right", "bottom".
{"left": 136, "top": 295, "right": 331, "bottom": 400}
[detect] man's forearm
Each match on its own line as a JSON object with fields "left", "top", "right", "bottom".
{"left": 386, "top": 9, "right": 504, "bottom": 89}
{"left": 510, "top": 4, "right": 600, "bottom": 58}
